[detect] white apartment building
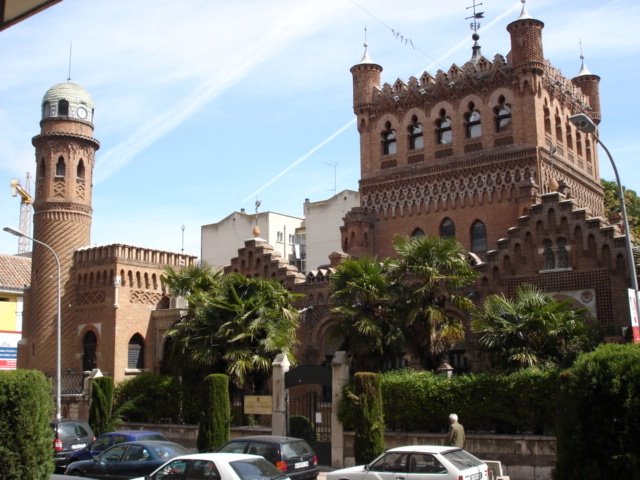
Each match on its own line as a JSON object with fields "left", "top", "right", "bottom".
{"left": 201, "top": 210, "right": 303, "bottom": 270}
{"left": 200, "top": 190, "right": 359, "bottom": 273}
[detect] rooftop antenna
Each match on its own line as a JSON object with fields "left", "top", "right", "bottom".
{"left": 465, "top": 0, "right": 484, "bottom": 63}
{"left": 181, "top": 224, "right": 185, "bottom": 254}
{"left": 67, "top": 41, "right": 72, "bottom": 81}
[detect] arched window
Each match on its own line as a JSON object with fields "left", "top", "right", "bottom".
{"left": 408, "top": 115, "right": 424, "bottom": 150}
{"left": 77, "top": 159, "right": 85, "bottom": 180}
{"left": 543, "top": 239, "right": 555, "bottom": 269}
{"left": 58, "top": 99, "right": 69, "bottom": 116}
{"left": 470, "top": 220, "right": 487, "bottom": 252}
{"left": 555, "top": 112, "right": 562, "bottom": 142}
{"left": 55, "top": 156, "right": 66, "bottom": 177}
{"left": 411, "top": 228, "right": 425, "bottom": 238}
{"left": 495, "top": 96, "right": 512, "bottom": 131}
{"left": 38, "top": 158, "right": 46, "bottom": 179}
{"left": 576, "top": 132, "right": 583, "bottom": 157}
{"left": 440, "top": 218, "right": 455, "bottom": 238}
{"left": 82, "top": 331, "right": 97, "bottom": 372}
{"left": 543, "top": 106, "right": 551, "bottom": 135}
{"left": 128, "top": 334, "right": 145, "bottom": 369}
{"left": 465, "top": 102, "right": 481, "bottom": 138}
{"left": 565, "top": 122, "right": 573, "bottom": 150}
{"left": 557, "top": 238, "right": 569, "bottom": 268}
{"left": 381, "top": 121, "right": 397, "bottom": 155}
{"left": 436, "top": 109, "right": 452, "bottom": 144}
{"left": 43, "top": 101, "right": 51, "bottom": 118}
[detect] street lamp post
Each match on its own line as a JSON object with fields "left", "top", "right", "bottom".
{"left": 569, "top": 113, "right": 640, "bottom": 343}
{"left": 3, "top": 226, "right": 63, "bottom": 418}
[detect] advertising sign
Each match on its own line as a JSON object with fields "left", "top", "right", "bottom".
{"left": 0, "top": 331, "right": 21, "bottom": 370}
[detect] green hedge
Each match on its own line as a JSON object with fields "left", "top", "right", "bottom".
{"left": 0, "top": 370, "right": 54, "bottom": 479}
{"left": 340, "top": 368, "right": 558, "bottom": 434}
{"left": 555, "top": 344, "right": 640, "bottom": 479}
{"left": 114, "top": 373, "right": 184, "bottom": 423}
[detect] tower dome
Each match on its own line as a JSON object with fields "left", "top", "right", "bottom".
{"left": 41, "top": 81, "right": 95, "bottom": 123}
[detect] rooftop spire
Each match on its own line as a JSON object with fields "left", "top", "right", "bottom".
{"left": 518, "top": 0, "right": 532, "bottom": 20}
{"left": 359, "top": 25, "right": 372, "bottom": 64}
{"left": 466, "top": 0, "right": 484, "bottom": 63}
{"left": 576, "top": 39, "right": 592, "bottom": 76}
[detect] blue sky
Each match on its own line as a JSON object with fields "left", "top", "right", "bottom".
{"left": 1, "top": 0, "right": 638, "bottom": 258}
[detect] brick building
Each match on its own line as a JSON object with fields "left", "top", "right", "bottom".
{"left": 228, "top": 3, "right": 634, "bottom": 370}
{"left": 17, "top": 81, "right": 196, "bottom": 394}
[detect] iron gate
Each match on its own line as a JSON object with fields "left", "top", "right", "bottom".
{"left": 285, "top": 365, "right": 332, "bottom": 466}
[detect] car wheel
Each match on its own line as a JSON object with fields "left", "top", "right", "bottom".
{"left": 67, "top": 469, "right": 83, "bottom": 477}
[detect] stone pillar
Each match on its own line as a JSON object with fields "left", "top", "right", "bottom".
{"left": 272, "top": 353, "right": 290, "bottom": 436}
{"left": 331, "top": 351, "right": 349, "bottom": 468}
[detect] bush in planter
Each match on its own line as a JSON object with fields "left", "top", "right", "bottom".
{"left": 289, "top": 415, "right": 315, "bottom": 442}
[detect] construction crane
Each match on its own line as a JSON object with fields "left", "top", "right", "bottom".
{"left": 10, "top": 173, "right": 33, "bottom": 254}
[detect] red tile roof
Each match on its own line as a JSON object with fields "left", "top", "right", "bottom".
{"left": 0, "top": 254, "right": 31, "bottom": 291}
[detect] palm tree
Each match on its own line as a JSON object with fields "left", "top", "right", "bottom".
{"left": 328, "top": 256, "right": 404, "bottom": 371}
{"left": 471, "top": 284, "right": 593, "bottom": 369}
{"left": 389, "top": 235, "right": 478, "bottom": 369}
{"left": 167, "top": 273, "right": 301, "bottom": 390}
{"left": 162, "top": 263, "right": 222, "bottom": 309}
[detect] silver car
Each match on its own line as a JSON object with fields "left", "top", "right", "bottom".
{"left": 326, "top": 445, "right": 488, "bottom": 480}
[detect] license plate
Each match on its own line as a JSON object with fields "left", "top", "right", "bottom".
{"left": 469, "top": 473, "right": 481, "bottom": 480}
{"left": 71, "top": 443, "right": 86, "bottom": 450}
{"left": 294, "top": 461, "right": 309, "bottom": 469}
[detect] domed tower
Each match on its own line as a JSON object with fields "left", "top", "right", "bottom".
{"left": 20, "top": 81, "right": 100, "bottom": 372}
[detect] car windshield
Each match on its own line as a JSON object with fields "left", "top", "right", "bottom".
{"left": 231, "top": 457, "right": 288, "bottom": 480}
{"left": 442, "top": 449, "right": 484, "bottom": 470}
{"left": 282, "top": 441, "right": 312, "bottom": 459}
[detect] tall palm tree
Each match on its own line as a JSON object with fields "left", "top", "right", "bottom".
{"left": 471, "top": 284, "right": 593, "bottom": 369}
{"left": 389, "top": 235, "right": 478, "bottom": 369}
{"left": 329, "top": 256, "right": 404, "bottom": 371}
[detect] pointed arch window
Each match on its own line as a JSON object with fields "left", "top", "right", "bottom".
{"left": 128, "top": 334, "right": 145, "bottom": 369}
{"left": 555, "top": 112, "right": 563, "bottom": 142}
{"left": 576, "top": 132, "right": 583, "bottom": 157}
{"left": 55, "top": 156, "right": 66, "bottom": 177}
{"left": 440, "top": 218, "right": 455, "bottom": 238}
{"left": 77, "top": 159, "right": 85, "bottom": 180}
{"left": 543, "top": 239, "right": 555, "bottom": 269}
{"left": 82, "top": 331, "right": 97, "bottom": 372}
{"left": 58, "top": 99, "right": 69, "bottom": 116}
{"left": 557, "top": 238, "right": 569, "bottom": 268}
{"left": 495, "top": 96, "right": 512, "bottom": 131}
{"left": 544, "top": 106, "right": 551, "bottom": 136}
{"left": 565, "top": 123, "right": 574, "bottom": 151}
{"left": 465, "top": 102, "right": 482, "bottom": 138}
{"left": 436, "top": 109, "right": 452, "bottom": 144}
{"left": 470, "top": 220, "right": 487, "bottom": 252}
{"left": 408, "top": 115, "right": 424, "bottom": 150}
{"left": 411, "top": 228, "right": 425, "bottom": 238}
{"left": 38, "top": 158, "right": 46, "bottom": 179}
{"left": 381, "top": 121, "right": 397, "bottom": 155}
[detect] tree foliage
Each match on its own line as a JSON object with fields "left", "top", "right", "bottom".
{"left": 165, "top": 269, "right": 301, "bottom": 390}
{"left": 602, "top": 179, "right": 640, "bottom": 239}
{"left": 329, "top": 235, "right": 477, "bottom": 370}
{"left": 0, "top": 370, "right": 54, "bottom": 479}
{"left": 197, "top": 374, "right": 230, "bottom": 452}
{"left": 349, "top": 372, "right": 385, "bottom": 464}
{"left": 471, "top": 284, "right": 597, "bottom": 369}
{"left": 88, "top": 376, "right": 115, "bottom": 436}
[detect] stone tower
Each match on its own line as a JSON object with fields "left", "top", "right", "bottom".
{"left": 19, "top": 81, "right": 100, "bottom": 372}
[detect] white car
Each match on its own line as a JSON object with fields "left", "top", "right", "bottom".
{"left": 130, "top": 452, "right": 292, "bottom": 480}
{"left": 326, "top": 445, "right": 489, "bottom": 480}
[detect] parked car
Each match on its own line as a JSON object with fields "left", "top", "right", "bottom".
{"left": 326, "top": 445, "right": 489, "bottom": 480}
{"left": 130, "top": 452, "right": 291, "bottom": 480}
{"left": 67, "top": 430, "right": 168, "bottom": 464}
{"left": 64, "top": 440, "right": 190, "bottom": 479}
{"left": 51, "top": 419, "right": 95, "bottom": 471}
{"left": 217, "top": 435, "right": 318, "bottom": 480}
{"left": 51, "top": 475, "right": 98, "bottom": 480}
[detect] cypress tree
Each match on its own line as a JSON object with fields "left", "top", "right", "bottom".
{"left": 352, "top": 372, "right": 385, "bottom": 464}
{"left": 197, "top": 374, "right": 230, "bottom": 452}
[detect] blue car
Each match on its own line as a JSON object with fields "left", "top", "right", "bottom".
{"left": 66, "top": 430, "right": 167, "bottom": 464}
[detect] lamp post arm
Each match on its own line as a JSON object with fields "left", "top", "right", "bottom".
{"left": 594, "top": 135, "right": 639, "bottom": 292}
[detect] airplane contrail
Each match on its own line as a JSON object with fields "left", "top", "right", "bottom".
{"left": 243, "top": 119, "right": 356, "bottom": 202}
